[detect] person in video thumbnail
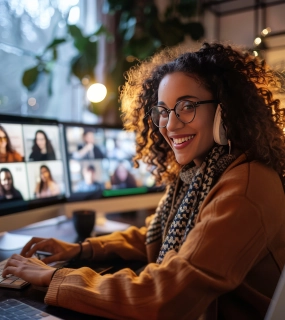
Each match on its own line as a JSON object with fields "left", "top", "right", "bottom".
{"left": 29, "top": 130, "right": 56, "bottom": 161}
{"left": 72, "top": 129, "right": 104, "bottom": 160}
{"left": 3, "top": 42, "right": 285, "bottom": 320}
{"left": 75, "top": 164, "right": 103, "bottom": 193}
{"left": 34, "top": 165, "right": 60, "bottom": 198}
{"left": 0, "top": 125, "right": 23, "bottom": 163}
{"left": 110, "top": 161, "right": 137, "bottom": 189}
{"left": 0, "top": 168, "right": 23, "bottom": 201}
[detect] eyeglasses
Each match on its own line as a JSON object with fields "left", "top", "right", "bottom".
{"left": 0, "top": 137, "right": 7, "bottom": 142}
{"left": 145, "top": 99, "right": 218, "bottom": 128}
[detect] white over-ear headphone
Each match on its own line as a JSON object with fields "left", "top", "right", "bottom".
{"left": 213, "top": 104, "right": 228, "bottom": 145}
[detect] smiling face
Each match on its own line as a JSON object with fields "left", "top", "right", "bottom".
{"left": 158, "top": 72, "right": 216, "bottom": 166}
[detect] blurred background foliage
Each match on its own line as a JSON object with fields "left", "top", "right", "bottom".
{"left": 105, "top": 0, "right": 204, "bottom": 116}
{"left": 22, "top": 0, "right": 204, "bottom": 119}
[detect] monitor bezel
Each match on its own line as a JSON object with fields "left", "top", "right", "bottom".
{"left": 0, "top": 114, "right": 66, "bottom": 217}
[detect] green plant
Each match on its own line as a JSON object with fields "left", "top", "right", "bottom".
{"left": 104, "top": 0, "right": 204, "bottom": 117}
{"left": 22, "top": 24, "right": 110, "bottom": 94}
{"left": 107, "top": 0, "right": 204, "bottom": 60}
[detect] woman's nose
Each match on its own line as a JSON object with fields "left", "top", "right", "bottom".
{"left": 166, "top": 110, "right": 184, "bottom": 131}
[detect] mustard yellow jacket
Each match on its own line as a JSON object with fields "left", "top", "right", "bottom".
{"left": 45, "top": 154, "right": 285, "bottom": 320}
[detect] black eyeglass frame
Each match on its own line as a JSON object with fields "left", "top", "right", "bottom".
{"left": 145, "top": 99, "right": 219, "bottom": 128}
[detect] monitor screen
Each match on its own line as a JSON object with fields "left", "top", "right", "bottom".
{"left": 0, "top": 115, "right": 66, "bottom": 215}
{"left": 63, "top": 123, "right": 158, "bottom": 201}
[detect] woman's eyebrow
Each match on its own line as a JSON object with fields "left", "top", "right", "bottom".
{"left": 176, "top": 95, "right": 199, "bottom": 101}
{"left": 157, "top": 95, "right": 199, "bottom": 105}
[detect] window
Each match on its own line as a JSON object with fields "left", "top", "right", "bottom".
{"left": 0, "top": 0, "right": 99, "bottom": 123}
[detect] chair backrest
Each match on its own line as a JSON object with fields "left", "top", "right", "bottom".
{"left": 265, "top": 266, "right": 285, "bottom": 320}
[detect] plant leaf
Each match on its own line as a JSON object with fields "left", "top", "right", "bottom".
{"left": 45, "top": 38, "right": 66, "bottom": 51}
{"left": 48, "top": 72, "right": 53, "bottom": 95}
{"left": 73, "top": 36, "right": 89, "bottom": 52}
{"left": 22, "top": 66, "right": 40, "bottom": 91}
{"left": 70, "top": 41, "right": 97, "bottom": 81}
{"left": 68, "top": 24, "right": 84, "bottom": 40}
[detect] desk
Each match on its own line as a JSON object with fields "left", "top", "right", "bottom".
{"left": 0, "top": 210, "right": 150, "bottom": 319}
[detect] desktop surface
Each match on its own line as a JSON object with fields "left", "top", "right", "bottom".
{"left": 0, "top": 209, "right": 150, "bottom": 319}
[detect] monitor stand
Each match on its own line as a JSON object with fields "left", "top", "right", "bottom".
{"left": 0, "top": 232, "right": 32, "bottom": 251}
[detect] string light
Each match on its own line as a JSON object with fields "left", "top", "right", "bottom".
{"left": 254, "top": 37, "right": 262, "bottom": 45}
{"left": 261, "top": 27, "right": 271, "bottom": 36}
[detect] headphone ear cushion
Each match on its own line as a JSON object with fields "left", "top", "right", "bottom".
{"left": 213, "top": 104, "right": 228, "bottom": 145}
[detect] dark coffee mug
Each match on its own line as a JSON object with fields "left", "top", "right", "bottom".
{"left": 72, "top": 210, "right": 96, "bottom": 239}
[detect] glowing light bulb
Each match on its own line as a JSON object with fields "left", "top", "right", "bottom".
{"left": 254, "top": 37, "right": 262, "bottom": 45}
{"left": 261, "top": 27, "right": 271, "bottom": 36}
{"left": 87, "top": 83, "right": 107, "bottom": 103}
{"left": 261, "top": 29, "right": 268, "bottom": 36}
{"left": 253, "top": 51, "right": 258, "bottom": 57}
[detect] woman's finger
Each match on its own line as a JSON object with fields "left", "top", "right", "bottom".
{"left": 2, "top": 254, "right": 55, "bottom": 286}
{"left": 41, "top": 253, "right": 63, "bottom": 264}
{"left": 2, "top": 254, "right": 26, "bottom": 277}
{"left": 24, "top": 240, "right": 52, "bottom": 257}
{"left": 20, "top": 237, "right": 46, "bottom": 256}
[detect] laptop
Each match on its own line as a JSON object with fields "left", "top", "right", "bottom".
{"left": 0, "top": 299, "right": 62, "bottom": 319}
{"left": 265, "top": 266, "right": 285, "bottom": 320}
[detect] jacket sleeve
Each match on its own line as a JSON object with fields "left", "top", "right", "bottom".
{"left": 86, "top": 226, "right": 148, "bottom": 262}
{"left": 45, "top": 194, "right": 270, "bottom": 320}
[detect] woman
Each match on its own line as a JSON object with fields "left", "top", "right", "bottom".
{"left": 29, "top": 130, "right": 56, "bottom": 161}
{"left": 0, "top": 125, "right": 23, "bottom": 163}
{"left": 34, "top": 165, "right": 60, "bottom": 198}
{"left": 110, "top": 161, "right": 137, "bottom": 189}
{"left": 0, "top": 168, "right": 23, "bottom": 201}
{"left": 3, "top": 43, "right": 285, "bottom": 319}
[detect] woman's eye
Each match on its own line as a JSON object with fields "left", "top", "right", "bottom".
{"left": 159, "top": 109, "right": 168, "bottom": 117}
{"left": 181, "top": 103, "right": 194, "bottom": 112}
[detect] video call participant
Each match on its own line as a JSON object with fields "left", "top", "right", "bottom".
{"left": 74, "top": 164, "right": 103, "bottom": 193}
{"left": 110, "top": 161, "right": 137, "bottom": 189}
{"left": 3, "top": 43, "right": 285, "bottom": 319}
{"left": 29, "top": 130, "right": 56, "bottom": 161}
{"left": 0, "top": 125, "right": 23, "bottom": 163}
{"left": 107, "top": 134, "right": 135, "bottom": 160}
{"left": 34, "top": 165, "right": 60, "bottom": 198}
{"left": 72, "top": 129, "right": 104, "bottom": 160}
{"left": 0, "top": 168, "right": 23, "bottom": 201}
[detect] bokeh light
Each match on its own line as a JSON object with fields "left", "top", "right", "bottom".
{"left": 87, "top": 83, "right": 107, "bottom": 103}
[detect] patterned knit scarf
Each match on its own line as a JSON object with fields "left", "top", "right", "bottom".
{"left": 146, "top": 145, "right": 236, "bottom": 264}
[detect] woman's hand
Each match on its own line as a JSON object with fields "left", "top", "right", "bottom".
{"left": 21, "top": 237, "right": 81, "bottom": 264}
{"left": 2, "top": 254, "right": 55, "bottom": 287}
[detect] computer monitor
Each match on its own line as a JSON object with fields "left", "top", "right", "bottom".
{"left": 0, "top": 117, "right": 164, "bottom": 249}
{"left": 0, "top": 115, "right": 67, "bottom": 234}
{"left": 63, "top": 123, "right": 160, "bottom": 202}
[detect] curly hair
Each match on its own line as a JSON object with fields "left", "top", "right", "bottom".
{"left": 120, "top": 42, "right": 285, "bottom": 187}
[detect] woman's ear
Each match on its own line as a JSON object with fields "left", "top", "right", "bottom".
{"left": 213, "top": 104, "right": 228, "bottom": 145}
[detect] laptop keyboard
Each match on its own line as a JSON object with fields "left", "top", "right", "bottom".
{"left": 0, "top": 258, "right": 29, "bottom": 289}
{"left": 0, "top": 299, "right": 62, "bottom": 319}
